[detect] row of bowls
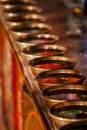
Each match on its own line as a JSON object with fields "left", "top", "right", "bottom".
{"left": 1, "top": 0, "right": 87, "bottom": 129}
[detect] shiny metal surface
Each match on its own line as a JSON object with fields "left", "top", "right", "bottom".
{"left": 0, "top": 0, "right": 87, "bottom": 129}
{"left": 10, "top": 22, "right": 52, "bottom": 39}
{"left": 37, "top": 69, "right": 86, "bottom": 90}
{"left": 15, "top": 34, "right": 58, "bottom": 51}
{"left": 37, "top": 0, "right": 87, "bottom": 87}
{"left": 21, "top": 44, "right": 66, "bottom": 62}
{"left": 49, "top": 100, "right": 87, "bottom": 129}
{"left": 2, "top": 5, "right": 42, "bottom": 19}
{"left": 2, "top": 5, "right": 41, "bottom": 13}
{"left": 29, "top": 56, "right": 76, "bottom": 76}
{"left": 0, "top": 0, "right": 36, "bottom": 5}
{"left": 42, "top": 84, "right": 87, "bottom": 108}
{"left": 5, "top": 14, "right": 46, "bottom": 27}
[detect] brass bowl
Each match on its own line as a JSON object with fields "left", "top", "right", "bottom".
{"left": 15, "top": 34, "right": 58, "bottom": 51}
{"left": 49, "top": 101, "right": 87, "bottom": 129}
{"left": 10, "top": 23, "right": 52, "bottom": 39}
{"left": 0, "top": 0, "right": 36, "bottom": 5}
{"left": 29, "top": 56, "right": 76, "bottom": 75}
{"left": 60, "top": 121, "right": 87, "bottom": 130}
{"left": 2, "top": 5, "right": 42, "bottom": 17}
{"left": 21, "top": 44, "right": 66, "bottom": 62}
{"left": 42, "top": 85, "right": 87, "bottom": 108}
{"left": 36, "top": 69, "right": 86, "bottom": 91}
{"left": 5, "top": 14, "right": 46, "bottom": 27}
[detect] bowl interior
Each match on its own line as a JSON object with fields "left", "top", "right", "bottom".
{"left": 30, "top": 56, "right": 76, "bottom": 70}
{"left": 3, "top": 5, "right": 41, "bottom": 13}
{"left": 37, "top": 70, "right": 85, "bottom": 86}
{"left": 50, "top": 102, "right": 87, "bottom": 119}
{"left": 6, "top": 14, "right": 45, "bottom": 22}
{"left": 11, "top": 24, "right": 51, "bottom": 33}
{"left": 43, "top": 86, "right": 87, "bottom": 101}
{"left": 17, "top": 34, "right": 58, "bottom": 44}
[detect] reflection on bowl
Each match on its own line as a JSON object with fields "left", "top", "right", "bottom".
{"left": 5, "top": 14, "right": 46, "bottom": 27}
{"left": 42, "top": 85, "right": 87, "bottom": 108}
{"left": 10, "top": 23, "right": 52, "bottom": 39}
{"left": 49, "top": 100, "right": 87, "bottom": 129}
{"left": 29, "top": 56, "right": 76, "bottom": 75}
{"left": 21, "top": 44, "right": 66, "bottom": 62}
{"left": 0, "top": 0, "right": 36, "bottom": 6}
{"left": 2, "top": 5, "right": 41, "bottom": 13}
{"left": 36, "top": 69, "right": 86, "bottom": 90}
{"left": 15, "top": 34, "right": 58, "bottom": 51}
{"left": 2, "top": 5, "right": 42, "bottom": 18}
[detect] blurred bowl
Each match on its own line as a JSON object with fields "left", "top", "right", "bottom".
{"left": 10, "top": 23, "right": 52, "bottom": 39}
{"left": 36, "top": 69, "right": 86, "bottom": 90}
{"left": 15, "top": 34, "right": 58, "bottom": 51}
{"left": 21, "top": 44, "right": 66, "bottom": 62}
{"left": 42, "top": 85, "right": 87, "bottom": 108}
{"left": 2, "top": 5, "right": 42, "bottom": 17}
{"left": 5, "top": 14, "right": 46, "bottom": 27}
{"left": 29, "top": 56, "right": 76, "bottom": 75}
{"left": 0, "top": 0, "right": 36, "bottom": 5}
{"left": 49, "top": 100, "right": 87, "bottom": 129}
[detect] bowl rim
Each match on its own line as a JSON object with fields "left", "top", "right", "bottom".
{"left": 29, "top": 56, "right": 76, "bottom": 70}
{"left": 36, "top": 69, "right": 86, "bottom": 86}
{"left": 42, "top": 84, "right": 87, "bottom": 102}
{"left": 21, "top": 45, "right": 66, "bottom": 60}
{"left": 15, "top": 33, "right": 59, "bottom": 43}
{"left": 5, "top": 13, "right": 46, "bottom": 22}
{"left": 2, "top": 5, "right": 42, "bottom": 13}
{"left": 49, "top": 100, "right": 87, "bottom": 121}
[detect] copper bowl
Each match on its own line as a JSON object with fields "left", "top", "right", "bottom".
{"left": 36, "top": 69, "right": 86, "bottom": 90}
{"left": 60, "top": 121, "right": 87, "bottom": 130}
{"left": 49, "top": 101, "right": 87, "bottom": 129}
{"left": 15, "top": 34, "right": 58, "bottom": 51}
{"left": 29, "top": 56, "right": 76, "bottom": 75}
{"left": 5, "top": 14, "right": 46, "bottom": 27}
{"left": 21, "top": 44, "right": 66, "bottom": 62}
{"left": 42, "top": 85, "right": 87, "bottom": 108}
{"left": 2, "top": 5, "right": 42, "bottom": 17}
{"left": 0, "top": 0, "right": 36, "bottom": 5}
{"left": 10, "top": 23, "right": 52, "bottom": 39}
